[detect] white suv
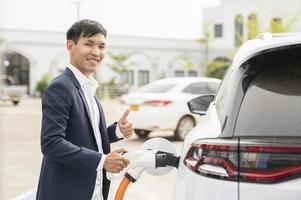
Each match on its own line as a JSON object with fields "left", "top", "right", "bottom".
{"left": 173, "top": 33, "right": 301, "bottom": 200}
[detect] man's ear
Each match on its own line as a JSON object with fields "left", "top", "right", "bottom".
{"left": 66, "top": 39, "right": 74, "bottom": 52}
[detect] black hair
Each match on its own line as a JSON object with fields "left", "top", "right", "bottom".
{"left": 66, "top": 19, "right": 107, "bottom": 44}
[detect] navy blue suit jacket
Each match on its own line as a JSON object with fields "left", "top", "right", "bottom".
{"left": 36, "top": 68, "right": 120, "bottom": 200}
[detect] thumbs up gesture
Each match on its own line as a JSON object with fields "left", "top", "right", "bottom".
{"left": 118, "top": 109, "right": 134, "bottom": 139}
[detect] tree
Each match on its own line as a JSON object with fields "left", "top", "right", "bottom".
{"left": 177, "top": 55, "right": 195, "bottom": 70}
{"left": 107, "top": 51, "right": 133, "bottom": 75}
{"left": 35, "top": 74, "right": 51, "bottom": 97}
{"left": 107, "top": 51, "right": 134, "bottom": 84}
{"left": 205, "top": 57, "right": 231, "bottom": 79}
{"left": 200, "top": 10, "right": 301, "bottom": 79}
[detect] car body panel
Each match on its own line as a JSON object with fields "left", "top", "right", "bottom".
{"left": 173, "top": 33, "right": 301, "bottom": 200}
{"left": 172, "top": 104, "right": 238, "bottom": 200}
{"left": 239, "top": 178, "right": 301, "bottom": 200}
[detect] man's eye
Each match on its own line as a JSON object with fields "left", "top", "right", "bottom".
{"left": 99, "top": 46, "right": 105, "bottom": 49}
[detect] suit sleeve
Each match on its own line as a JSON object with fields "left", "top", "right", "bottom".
{"left": 107, "top": 122, "right": 123, "bottom": 143}
{"left": 40, "top": 82, "right": 101, "bottom": 172}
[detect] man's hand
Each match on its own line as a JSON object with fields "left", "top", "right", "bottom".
{"left": 118, "top": 109, "right": 134, "bottom": 139}
{"left": 104, "top": 148, "right": 130, "bottom": 173}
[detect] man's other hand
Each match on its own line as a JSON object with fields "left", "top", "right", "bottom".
{"left": 118, "top": 109, "right": 134, "bottom": 139}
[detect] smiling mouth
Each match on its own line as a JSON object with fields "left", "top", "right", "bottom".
{"left": 87, "top": 58, "right": 100, "bottom": 63}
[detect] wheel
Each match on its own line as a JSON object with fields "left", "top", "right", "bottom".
{"left": 174, "top": 116, "right": 196, "bottom": 140}
{"left": 135, "top": 129, "right": 151, "bottom": 138}
{"left": 12, "top": 100, "right": 20, "bottom": 105}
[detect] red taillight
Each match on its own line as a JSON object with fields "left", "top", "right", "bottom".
{"left": 184, "top": 139, "right": 301, "bottom": 183}
{"left": 143, "top": 100, "right": 173, "bottom": 106}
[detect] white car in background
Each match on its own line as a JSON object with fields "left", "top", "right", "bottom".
{"left": 173, "top": 33, "right": 301, "bottom": 200}
{"left": 0, "top": 75, "right": 27, "bottom": 105}
{"left": 119, "top": 77, "right": 221, "bottom": 140}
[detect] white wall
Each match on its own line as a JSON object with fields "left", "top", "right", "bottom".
{"left": 203, "top": 0, "right": 301, "bottom": 59}
{"left": 0, "top": 29, "right": 203, "bottom": 94}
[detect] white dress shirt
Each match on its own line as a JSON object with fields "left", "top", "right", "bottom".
{"left": 68, "top": 65, "right": 123, "bottom": 200}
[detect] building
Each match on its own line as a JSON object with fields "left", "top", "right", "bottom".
{"left": 0, "top": 28, "right": 203, "bottom": 95}
{"left": 203, "top": 0, "right": 301, "bottom": 61}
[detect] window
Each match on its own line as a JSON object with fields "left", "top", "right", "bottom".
{"left": 235, "top": 47, "right": 301, "bottom": 137}
{"left": 214, "top": 24, "right": 223, "bottom": 38}
{"left": 121, "top": 70, "right": 134, "bottom": 85}
{"left": 3, "top": 52, "right": 30, "bottom": 87}
{"left": 188, "top": 70, "right": 198, "bottom": 77}
{"left": 138, "top": 70, "right": 149, "bottom": 86}
{"left": 174, "top": 70, "right": 184, "bottom": 77}
{"left": 215, "top": 66, "right": 232, "bottom": 125}
{"left": 247, "top": 12, "right": 258, "bottom": 39}
{"left": 235, "top": 15, "right": 244, "bottom": 47}
{"left": 270, "top": 17, "right": 283, "bottom": 33}
{"left": 207, "top": 82, "right": 220, "bottom": 93}
{"left": 183, "top": 82, "right": 219, "bottom": 94}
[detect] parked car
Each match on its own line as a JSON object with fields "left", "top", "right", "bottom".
{"left": 119, "top": 77, "right": 221, "bottom": 140}
{"left": 173, "top": 33, "right": 301, "bottom": 200}
{"left": 0, "top": 75, "right": 27, "bottom": 105}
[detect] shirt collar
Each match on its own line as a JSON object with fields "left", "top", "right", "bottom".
{"left": 68, "top": 64, "right": 99, "bottom": 88}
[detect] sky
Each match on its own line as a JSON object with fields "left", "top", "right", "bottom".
{"left": 0, "top": 0, "right": 220, "bottom": 40}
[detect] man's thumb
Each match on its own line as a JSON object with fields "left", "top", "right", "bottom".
{"left": 120, "top": 109, "right": 130, "bottom": 122}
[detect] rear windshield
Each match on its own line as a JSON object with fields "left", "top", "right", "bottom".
{"left": 137, "top": 82, "right": 176, "bottom": 93}
{"left": 182, "top": 82, "right": 219, "bottom": 94}
{"left": 235, "top": 47, "right": 301, "bottom": 137}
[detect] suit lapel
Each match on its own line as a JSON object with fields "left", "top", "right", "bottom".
{"left": 78, "top": 89, "right": 94, "bottom": 129}
{"left": 95, "top": 96, "right": 110, "bottom": 152}
{"left": 64, "top": 68, "right": 95, "bottom": 135}
{"left": 64, "top": 67, "right": 111, "bottom": 151}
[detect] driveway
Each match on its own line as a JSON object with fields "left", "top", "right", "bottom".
{"left": 0, "top": 98, "right": 182, "bottom": 200}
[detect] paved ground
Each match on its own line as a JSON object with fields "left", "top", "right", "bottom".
{"left": 0, "top": 98, "right": 183, "bottom": 200}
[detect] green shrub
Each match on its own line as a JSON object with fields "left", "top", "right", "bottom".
{"left": 206, "top": 58, "right": 231, "bottom": 79}
{"left": 36, "top": 74, "right": 51, "bottom": 97}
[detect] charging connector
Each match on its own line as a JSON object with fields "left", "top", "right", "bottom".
{"left": 155, "top": 151, "right": 180, "bottom": 168}
{"left": 114, "top": 138, "right": 179, "bottom": 200}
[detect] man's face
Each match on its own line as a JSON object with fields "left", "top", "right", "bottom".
{"left": 67, "top": 33, "right": 106, "bottom": 77}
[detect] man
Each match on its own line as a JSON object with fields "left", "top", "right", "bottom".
{"left": 36, "top": 19, "right": 133, "bottom": 200}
